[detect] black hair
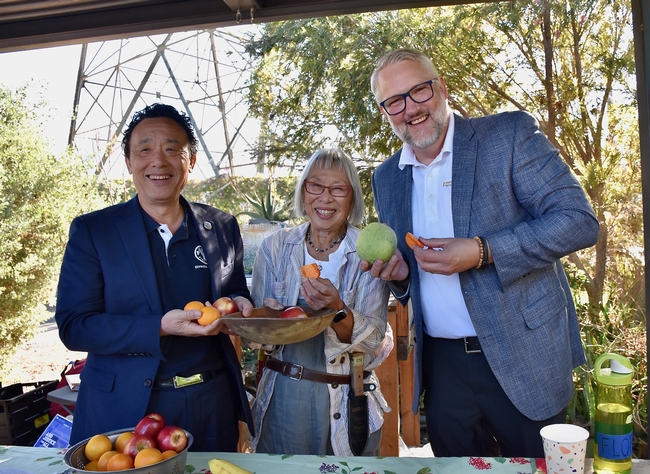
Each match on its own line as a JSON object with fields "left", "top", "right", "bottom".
{"left": 122, "top": 103, "right": 199, "bottom": 157}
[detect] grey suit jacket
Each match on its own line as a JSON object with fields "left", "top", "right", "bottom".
{"left": 372, "top": 111, "right": 599, "bottom": 420}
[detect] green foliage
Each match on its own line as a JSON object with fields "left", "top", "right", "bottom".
{"left": 0, "top": 85, "right": 106, "bottom": 377}
{"left": 236, "top": 179, "right": 291, "bottom": 223}
{"left": 182, "top": 175, "right": 297, "bottom": 226}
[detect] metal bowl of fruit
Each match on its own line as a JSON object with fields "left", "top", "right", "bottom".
{"left": 222, "top": 305, "right": 336, "bottom": 345}
{"left": 62, "top": 426, "right": 193, "bottom": 473}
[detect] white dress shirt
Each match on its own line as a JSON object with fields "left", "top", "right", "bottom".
{"left": 398, "top": 115, "right": 477, "bottom": 338}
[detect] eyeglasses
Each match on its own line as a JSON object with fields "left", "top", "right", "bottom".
{"left": 304, "top": 181, "right": 351, "bottom": 197}
{"left": 379, "top": 79, "right": 438, "bottom": 116}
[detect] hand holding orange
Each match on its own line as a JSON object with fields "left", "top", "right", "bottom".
{"left": 185, "top": 297, "right": 238, "bottom": 326}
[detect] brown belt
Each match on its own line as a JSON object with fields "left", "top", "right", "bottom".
{"left": 265, "top": 357, "right": 371, "bottom": 385}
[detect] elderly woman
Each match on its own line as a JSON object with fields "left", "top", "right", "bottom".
{"left": 250, "top": 148, "right": 393, "bottom": 456}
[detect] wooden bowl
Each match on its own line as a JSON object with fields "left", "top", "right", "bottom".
{"left": 221, "top": 305, "right": 335, "bottom": 345}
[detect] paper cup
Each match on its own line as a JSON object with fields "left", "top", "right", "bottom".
{"left": 540, "top": 424, "right": 589, "bottom": 474}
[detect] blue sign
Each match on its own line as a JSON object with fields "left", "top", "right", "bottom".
{"left": 34, "top": 414, "right": 73, "bottom": 448}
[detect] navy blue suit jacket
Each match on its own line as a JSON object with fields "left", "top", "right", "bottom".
{"left": 372, "top": 111, "right": 599, "bottom": 421}
{"left": 55, "top": 196, "right": 254, "bottom": 443}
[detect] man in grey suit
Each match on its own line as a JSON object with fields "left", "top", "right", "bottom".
{"left": 363, "top": 48, "right": 599, "bottom": 457}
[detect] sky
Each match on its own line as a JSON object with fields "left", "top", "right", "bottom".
{"left": 0, "top": 44, "right": 82, "bottom": 155}
{"left": 0, "top": 31, "right": 263, "bottom": 180}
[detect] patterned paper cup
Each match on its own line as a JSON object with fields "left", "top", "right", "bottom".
{"left": 540, "top": 424, "right": 589, "bottom": 474}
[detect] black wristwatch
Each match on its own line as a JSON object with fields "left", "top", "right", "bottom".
{"left": 333, "top": 306, "right": 348, "bottom": 323}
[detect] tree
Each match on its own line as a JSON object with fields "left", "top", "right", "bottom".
{"left": 243, "top": 0, "right": 639, "bottom": 326}
{"left": 0, "top": 85, "right": 106, "bottom": 376}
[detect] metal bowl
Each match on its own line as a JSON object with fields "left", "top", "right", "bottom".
{"left": 62, "top": 427, "right": 193, "bottom": 474}
{"left": 222, "top": 305, "right": 336, "bottom": 345}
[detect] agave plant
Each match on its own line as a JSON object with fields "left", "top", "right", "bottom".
{"left": 237, "top": 180, "right": 291, "bottom": 223}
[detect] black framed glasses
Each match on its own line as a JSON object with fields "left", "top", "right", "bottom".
{"left": 304, "top": 181, "right": 351, "bottom": 197}
{"left": 379, "top": 79, "right": 438, "bottom": 116}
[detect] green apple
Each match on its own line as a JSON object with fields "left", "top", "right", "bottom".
{"left": 356, "top": 222, "right": 397, "bottom": 264}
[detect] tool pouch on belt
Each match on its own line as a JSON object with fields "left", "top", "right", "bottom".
{"left": 347, "top": 352, "right": 369, "bottom": 455}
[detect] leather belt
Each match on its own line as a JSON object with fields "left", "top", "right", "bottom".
{"left": 154, "top": 369, "right": 222, "bottom": 388}
{"left": 265, "top": 358, "right": 372, "bottom": 387}
{"left": 432, "top": 336, "right": 482, "bottom": 354}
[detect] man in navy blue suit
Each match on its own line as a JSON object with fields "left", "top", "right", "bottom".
{"left": 363, "top": 49, "right": 599, "bottom": 457}
{"left": 55, "top": 103, "right": 254, "bottom": 451}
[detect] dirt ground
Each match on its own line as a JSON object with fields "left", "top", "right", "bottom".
{"left": 3, "top": 319, "right": 86, "bottom": 387}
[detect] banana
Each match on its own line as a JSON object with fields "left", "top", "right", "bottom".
{"left": 208, "top": 458, "right": 253, "bottom": 474}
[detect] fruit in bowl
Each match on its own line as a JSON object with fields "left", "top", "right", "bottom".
{"left": 63, "top": 412, "right": 192, "bottom": 472}
{"left": 157, "top": 425, "right": 188, "bottom": 453}
{"left": 134, "top": 412, "right": 166, "bottom": 438}
{"left": 280, "top": 306, "right": 308, "bottom": 319}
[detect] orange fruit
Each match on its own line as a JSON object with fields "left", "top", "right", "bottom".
{"left": 184, "top": 300, "right": 204, "bottom": 310}
{"left": 161, "top": 449, "right": 177, "bottom": 459}
{"left": 97, "top": 450, "right": 119, "bottom": 470}
{"left": 106, "top": 453, "right": 134, "bottom": 470}
{"left": 84, "top": 461, "right": 99, "bottom": 471}
{"left": 85, "top": 434, "right": 113, "bottom": 461}
{"left": 114, "top": 431, "right": 135, "bottom": 453}
{"left": 134, "top": 447, "right": 164, "bottom": 467}
{"left": 196, "top": 305, "right": 220, "bottom": 326}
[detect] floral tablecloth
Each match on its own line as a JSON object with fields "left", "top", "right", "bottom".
{"left": 3, "top": 445, "right": 648, "bottom": 474}
{"left": 0, "top": 445, "right": 543, "bottom": 474}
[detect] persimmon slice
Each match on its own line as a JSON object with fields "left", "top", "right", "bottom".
{"left": 300, "top": 263, "right": 321, "bottom": 278}
{"left": 405, "top": 232, "right": 425, "bottom": 249}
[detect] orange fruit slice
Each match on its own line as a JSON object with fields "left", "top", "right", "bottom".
{"left": 405, "top": 232, "right": 425, "bottom": 250}
{"left": 300, "top": 263, "right": 320, "bottom": 279}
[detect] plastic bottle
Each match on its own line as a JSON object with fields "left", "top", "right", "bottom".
{"left": 593, "top": 353, "right": 634, "bottom": 474}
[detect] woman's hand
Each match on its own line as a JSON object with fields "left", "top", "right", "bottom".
{"left": 263, "top": 297, "right": 285, "bottom": 311}
{"left": 300, "top": 277, "right": 343, "bottom": 311}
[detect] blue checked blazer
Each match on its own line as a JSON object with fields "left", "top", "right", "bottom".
{"left": 372, "top": 111, "right": 599, "bottom": 421}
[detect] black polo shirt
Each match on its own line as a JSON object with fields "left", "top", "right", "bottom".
{"left": 141, "top": 204, "right": 225, "bottom": 379}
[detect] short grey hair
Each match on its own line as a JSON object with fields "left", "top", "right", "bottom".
{"left": 294, "top": 148, "right": 365, "bottom": 227}
{"left": 370, "top": 48, "right": 439, "bottom": 98}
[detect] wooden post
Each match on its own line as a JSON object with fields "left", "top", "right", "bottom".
{"left": 375, "top": 304, "right": 399, "bottom": 456}
{"left": 395, "top": 300, "right": 420, "bottom": 448}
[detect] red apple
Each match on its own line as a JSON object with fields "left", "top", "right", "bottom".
{"left": 134, "top": 412, "right": 166, "bottom": 438}
{"left": 156, "top": 425, "right": 188, "bottom": 453}
{"left": 123, "top": 434, "right": 156, "bottom": 458}
{"left": 280, "top": 306, "right": 308, "bottom": 319}
{"left": 213, "top": 296, "right": 238, "bottom": 316}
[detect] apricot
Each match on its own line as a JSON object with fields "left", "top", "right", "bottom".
{"left": 197, "top": 305, "right": 221, "bottom": 326}
{"left": 300, "top": 263, "right": 320, "bottom": 279}
{"left": 405, "top": 232, "right": 425, "bottom": 250}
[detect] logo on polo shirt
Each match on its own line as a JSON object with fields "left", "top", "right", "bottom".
{"left": 194, "top": 246, "right": 208, "bottom": 269}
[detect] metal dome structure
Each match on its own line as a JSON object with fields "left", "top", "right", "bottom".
{"left": 67, "top": 27, "right": 258, "bottom": 181}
